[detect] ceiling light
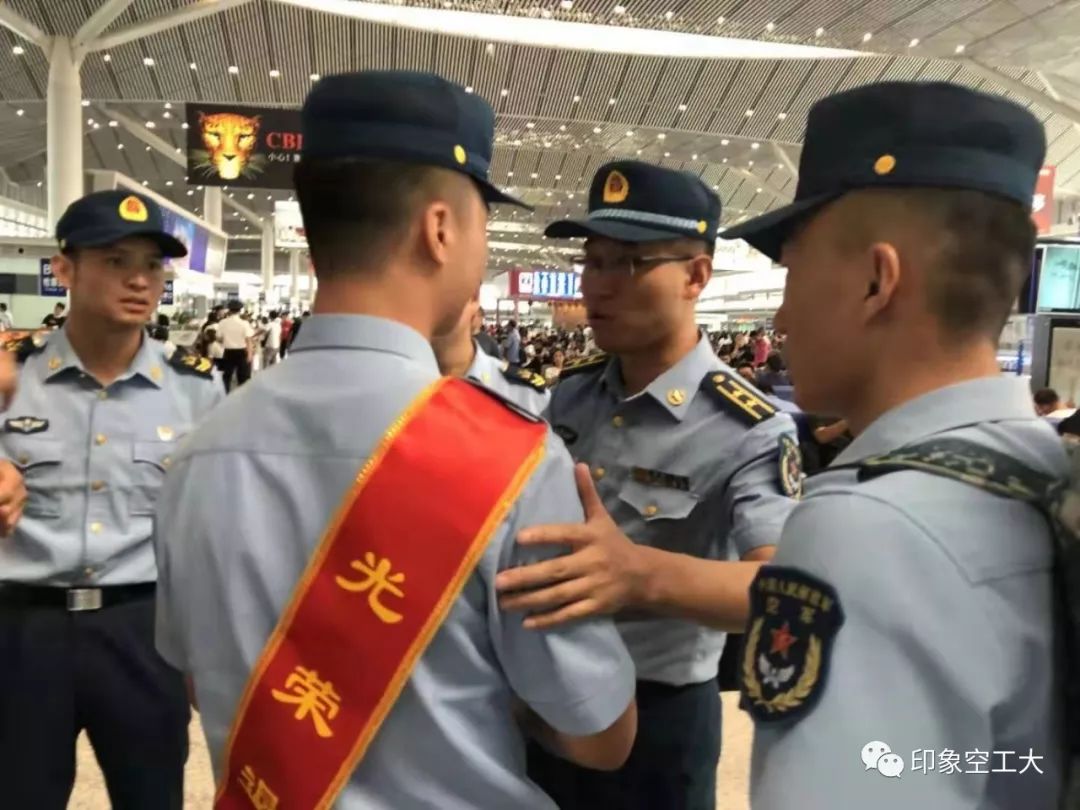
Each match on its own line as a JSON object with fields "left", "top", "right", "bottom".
{"left": 143, "top": 57, "right": 155, "bottom": 66}
{"left": 692, "top": 153, "right": 698, "bottom": 160}
{"left": 626, "top": 130, "right": 634, "bottom": 136}
{"left": 678, "top": 103, "right": 687, "bottom": 112}
{"left": 103, "top": 53, "right": 111, "bottom": 62}
{"left": 187, "top": 190, "right": 194, "bottom": 196}
{"left": 751, "top": 142, "right": 760, "bottom": 149}
{"left": 12, "top": 45, "right": 24, "bottom": 55}
{"left": 189, "top": 62, "right": 197, "bottom": 70}
{"left": 613, "top": 5, "right": 626, "bottom": 15}
{"left": 117, "top": 144, "right": 124, "bottom": 150}
{"left": 164, "top": 102, "right": 172, "bottom": 110}
{"left": 765, "top": 22, "right": 775, "bottom": 32}
{"left": 145, "top": 146, "right": 151, "bottom": 151}
{"left": 267, "top": 195, "right": 273, "bottom": 201}
{"left": 722, "top": 157, "right": 728, "bottom": 163}
{"left": 142, "top": 180, "right": 149, "bottom": 187}
{"left": 572, "top": 95, "right": 581, "bottom": 103}
{"left": 745, "top": 109, "right": 754, "bottom": 116}
{"left": 15, "top": 109, "right": 23, "bottom": 117}
{"left": 500, "top": 88, "right": 509, "bottom": 97}
{"left": 862, "top": 32, "right": 872, "bottom": 42}
{"left": 756, "top": 187, "right": 763, "bottom": 193}
{"left": 543, "top": 141, "right": 551, "bottom": 148}
{"left": 530, "top": 172, "right": 538, "bottom": 179}
{"left": 269, "top": 68, "right": 280, "bottom": 78}
{"left": 908, "top": 38, "right": 919, "bottom": 48}
{"left": 721, "top": 138, "right": 730, "bottom": 145}
{"left": 36, "top": 181, "right": 42, "bottom": 187}
{"left": 247, "top": 193, "right": 255, "bottom": 200}
{"left": 165, "top": 180, "right": 174, "bottom": 187}
{"left": 955, "top": 44, "right": 966, "bottom": 54}
{"left": 228, "top": 65, "right": 239, "bottom": 74}
{"left": 664, "top": 151, "right": 671, "bottom": 157}
{"left": 574, "top": 143, "right": 581, "bottom": 149}
{"left": 665, "top": 10, "right": 674, "bottom": 20}
{"left": 748, "top": 160, "right": 754, "bottom": 166}
{"left": 507, "top": 171, "right": 514, "bottom": 177}
{"left": 593, "top": 126, "right": 602, "bottom": 133}
{"left": 181, "top": 122, "right": 189, "bottom": 129}
{"left": 162, "top": 111, "right": 171, "bottom": 119}
{"left": 546, "top": 191, "right": 553, "bottom": 196}
{"left": 636, "top": 149, "right": 642, "bottom": 155}
{"left": 145, "top": 121, "right": 156, "bottom": 129}
{"left": 525, "top": 121, "right": 535, "bottom": 128}
{"left": 175, "top": 147, "right": 181, "bottom": 153}
{"left": 560, "top": 0, "right": 573, "bottom": 9}
{"left": 815, "top": 27, "right": 825, "bottom": 37}
{"left": 778, "top": 111, "right": 787, "bottom": 119}
{"left": 716, "top": 16, "right": 725, "bottom": 25}
{"left": 87, "top": 118, "right": 94, "bottom": 126}
{"left": 555, "top": 174, "right": 562, "bottom": 180}
{"left": 609, "top": 97, "right": 617, "bottom": 105}
{"left": 559, "top": 124, "right": 567, "bottom": 131}
{"left": 81, "top": 100, "right": 90, "bottom": 107}
{"left": 465, "top": 86, "right": 474, "bottom": 93}
{"left": 657, "top": 133, "right": 666, "bottom": 140}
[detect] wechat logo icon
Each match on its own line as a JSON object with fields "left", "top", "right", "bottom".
{"left": 861, "top": 740, "right": 905, "bottom": 779}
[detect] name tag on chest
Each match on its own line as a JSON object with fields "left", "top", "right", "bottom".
{"left": 630, "top": 466, "right": 690, "bottom": 492}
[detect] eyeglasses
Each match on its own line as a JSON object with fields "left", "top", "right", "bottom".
{"left": 571, "top": 253, "right": 699, "bottom": 277}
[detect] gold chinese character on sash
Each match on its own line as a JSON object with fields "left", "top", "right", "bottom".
{"left": 335, "top": 551, "right": 406, "bottom": 624}
{"left": 239, "top": 765, "right": 280, "bottom": 809}
{"left": 270, "top": 666, "right": 341, "bottom": 738}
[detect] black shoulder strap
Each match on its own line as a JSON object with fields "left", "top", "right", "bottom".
{"left": 557, "top": 354, "right": 608, "bottom": 380}
{"left": 168, "top": 347, "right": 215, "bottom": 379}
{"left": 3, "top": 333, "right": 45, "bottom": 364}
{"left": 699, "top": 370, "right": 777, "bottom": 428}
{"left": 855, "top": 437, "right": 1061, "bottom": 505}
{"left": 502, "top": 364, "right": 547, "bottom": 392}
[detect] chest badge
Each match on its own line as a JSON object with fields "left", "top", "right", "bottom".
{"left": 5, "top": 416, "right": 48, "bottom": 434}
{"left": 157, "top": 425, "right": 175, "bottom": 441}
{"left": 740, "top": 566, "right": 844, "bottom": 725}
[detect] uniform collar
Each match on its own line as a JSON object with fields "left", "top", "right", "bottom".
{"left": 290, "top": 314, "right": 438, "bottom": 373}
{"left": 834, "top": 375, "right": 1037, "bottom": 465}
{"left": 466, "top": 340, "right": 502, "bottom": 385}
{"left": 43, "top": 327, "right": 165, "bottom": 388}
{"left": 602, "top": 333, "right": 716, "bottom": 421}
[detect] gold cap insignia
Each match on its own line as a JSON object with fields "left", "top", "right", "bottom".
{"left": 667, "top": 388, "right": 686, "bottom": 406}
{"left": 873, "top": 154, "right": 896, "bottom": 176}
{"left": 119, "top": 195, "right": 149, "bottom": 222}
{"left": 696, "top": 220, "right": 708, "bottom": 234}
{"left": 453, "top": 145, "right": 467, "bottom": 165}
{"left": 603, "top": 170, "right": 630, "bottom": 204}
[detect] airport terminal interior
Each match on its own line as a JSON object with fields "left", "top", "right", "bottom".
{"left": 4, "top": 0, "right": 1080, "bottom": 808}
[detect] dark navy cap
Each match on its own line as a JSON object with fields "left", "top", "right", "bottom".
{"left": 545, "top": 160, "right": 721, "bottom": 243}
{"left": 723, "top": 81, "right": 1047, "bottom": 261}
{"left": 301, "top": 70, "right": 528, "bottom": 209}
{"left": 56, "top": 190, "right": 187, "bottom": 257}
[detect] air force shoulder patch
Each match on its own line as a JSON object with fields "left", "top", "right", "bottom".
{"left": 740, "top": 566, "right": 844, "bottom": 725}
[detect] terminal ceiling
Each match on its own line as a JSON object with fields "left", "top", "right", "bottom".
{"left": 2, "top": 0, "right": 1080, "bottom": 271}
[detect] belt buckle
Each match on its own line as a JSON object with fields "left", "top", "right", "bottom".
{"left": 67, "top": 588, "right": 102, "bottom": 612}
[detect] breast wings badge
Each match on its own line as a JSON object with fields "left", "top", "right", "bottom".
{"left": 5, "top": 416, "right": 48, "bottom": 434}
{"left": 740, "top": 566, "right": 844, "bottom": 724}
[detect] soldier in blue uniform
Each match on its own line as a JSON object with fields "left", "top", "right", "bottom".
{"left": 153, "top": 71, "right": 636, "bottom": 809}
{"left": 722, "top": 82, "right": 1065, "bottom": 809}
{"left": 0, "top": 190, "right": 223, "bottom": 808}
{"left": 496, "top": 160, "right": 801, "bottom": 809}
{"left": 433, "top": 290, "right": 550, "bottom": 413}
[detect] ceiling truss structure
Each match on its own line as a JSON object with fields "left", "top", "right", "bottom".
{"left": 1, "top": 0, "right": 1080, "bottom": 271}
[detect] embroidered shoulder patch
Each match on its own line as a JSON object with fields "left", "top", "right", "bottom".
{"left": 5, "top": 416, "right": 48, "bottom": 434}
{"left": 503, "top": 365, "right": 547, "bottom": 392}
{"left": 740, "top": 566, "right": 844, "bottom": 725}
{"left": 557, "top": 354, "right": 609, "bottom": 380}
{"left": 700, "top": 370, "right": 777, "bottom": 427}
{"left": 778, "top": 434, "right": 803, "bottom": 499}
{"left": 168, "top": 348, "right": 215, "bottom": 379}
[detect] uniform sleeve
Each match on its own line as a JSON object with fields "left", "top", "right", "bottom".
{"left": 749, "top": 493, "right": 1001, "bottom": 810}
{"left": 724, "top": 413, "right": 799, "bottom": 556}
{"left": 482, "top": 429, "right": 635, "bottom": 736}
{"left": 152, "top": 461, "right": 189, "bottom": 670}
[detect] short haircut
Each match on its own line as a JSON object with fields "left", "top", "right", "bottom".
{"left": 765, "top": 352, "right": 784, "bottom": 372}
{"left": 227, "top": 299, "right": 242, "bottom": 313}
{"left": 841, "top": 188, "right": 1036, "bottom": 341}
{"left": 294, "top": 157, "right": 468, "bottom": 277}
{"left": 1034, "top": 388, "right": 1060, "bottom": 407}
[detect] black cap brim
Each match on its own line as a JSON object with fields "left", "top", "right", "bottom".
{"left": 73, "top": 229, "right": 189, "bottom": 259}
{"left": 720, "top": 192, "right": 840, "bottom": 262}
{"left": 545, "top": 217, "right": 689, "bottom": 243}
{"left": 476, "top": 179, "right": 532, "bottom": 210}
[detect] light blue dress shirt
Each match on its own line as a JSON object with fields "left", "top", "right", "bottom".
{"left": 153, "top": 314, "right": 635, "bottom": 810}
{"left": 750, "top": 376, "right": 1065, "bottom": 810}
{"left": 546, "top": 335, "right": 799, "bottom": 685}
{"left": 466, "top": 342, "right": 550, "bottom": 415}
{"left": 0, "top": 327, "right": 224, "bottom": 586}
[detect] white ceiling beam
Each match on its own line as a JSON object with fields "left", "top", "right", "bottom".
{"left": 87, "top": 0, "right": 255, "bottom": 53}
{"left": 726, "top": 167, "right": 790, "bottom": 202}
{"left": 224, "top": 196, "right": 265, "bottom": 228}
{"left": 74, "top": 0, "right": 135, "bottom": 53}
{"left": 98, "top": 104, "right": 186, "bottom": 167}
{"left": 1035, "top": 71, "right": 1080, "bottom": 142}
{"left": 0, "top": 4, "right": 48, "bottom": 49}
{"left": 961, "top": 60, "right": 1080, "bottom": 125}
{"left": 772, "top": 143, "right": 799, "bottom": 177}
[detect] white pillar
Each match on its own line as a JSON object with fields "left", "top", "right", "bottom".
{"left": 46, "top": 38, "right": 83, "bottom": 229}
{"left": 203, "top": 187, "right": 222, "bottom": 228}
{"left": 288, "top": 249, "right": 300, "bottom": 302}
{"left": 260, "top": 224, "right": 274, "bottom": 298}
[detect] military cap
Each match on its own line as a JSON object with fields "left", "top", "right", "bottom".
{"left": 301, "top": 70, "right": 527, "bottom": 208}
{"left": 545, "top": 159, "right": 721, "bottom": 243}
{"left": 723, "top": 81, "right": 1048, "bottom": 261}
{"left": 55, "top": 190, "right": 187, "bottom": 257}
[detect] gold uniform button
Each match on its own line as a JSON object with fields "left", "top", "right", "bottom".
{"left": 612, "top": 415, "right": 624, "bottom": 428}
{"left": 83, "top": 567, "right": 95, "bottom": 578}
{"left": 97, "top": 390, "right": 108, "bottom": 401}
{"left": 593, "top": 466, "right": 605, "bottom": 480}
{"left": 16, "top": 454, "right": 28, "bottom": 466}
{"left": 89, "top": 521, "right": 103, "bottom": 534}
{"left": 161, "top": 456, "right": 172, "bottom": 469}
{"left": 95, "top": 434, "right": 107, "bottom": 446}
{"left": 643, "top": 504, "right": 659, "bottom": 517}
{"left": 90, "top": 480, "right": 105, "bottom": 492}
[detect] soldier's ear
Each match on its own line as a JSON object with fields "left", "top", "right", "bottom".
{"left": 685, "top": 253, "right": 712, "bottom": 299}
{"left": 49, "top": 253, "right": 75, "bottom": 291}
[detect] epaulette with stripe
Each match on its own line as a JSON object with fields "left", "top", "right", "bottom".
{"left": 168, "top": 347, "right": 215, "bottom": 379}
{"left": 3, "top": 331, "right": 48, "bottom": 363}
{"left": 557, "top": 353, "right": 609, "bottom": 380}
{"left": 502, "top": 364, "right": 548, "bottom": 392}
{"left": 700, "top": 369, "right": 777, "bottom": 427}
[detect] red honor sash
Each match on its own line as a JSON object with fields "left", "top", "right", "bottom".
{"left": 215, "top": 377, "right": 547, "bottom": 809}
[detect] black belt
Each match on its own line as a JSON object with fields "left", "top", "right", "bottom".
{"left": 0, "top": 582, "right": 156, "bottom": 612}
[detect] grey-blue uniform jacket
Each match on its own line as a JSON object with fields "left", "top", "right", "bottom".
{"left": 748, "top": 376, "right": 1065, "bottom": 810}
{"left": 153, "top": 315, "right": 635, "bottom": 810}
{"left": 0, "top": 328, "right": 223, "bottom": 586}
{"left": 546, "top": 335, "right": 800, "bottom": 686}
{"left": 466, "top": 341, "right": 550, "bottom": 414}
